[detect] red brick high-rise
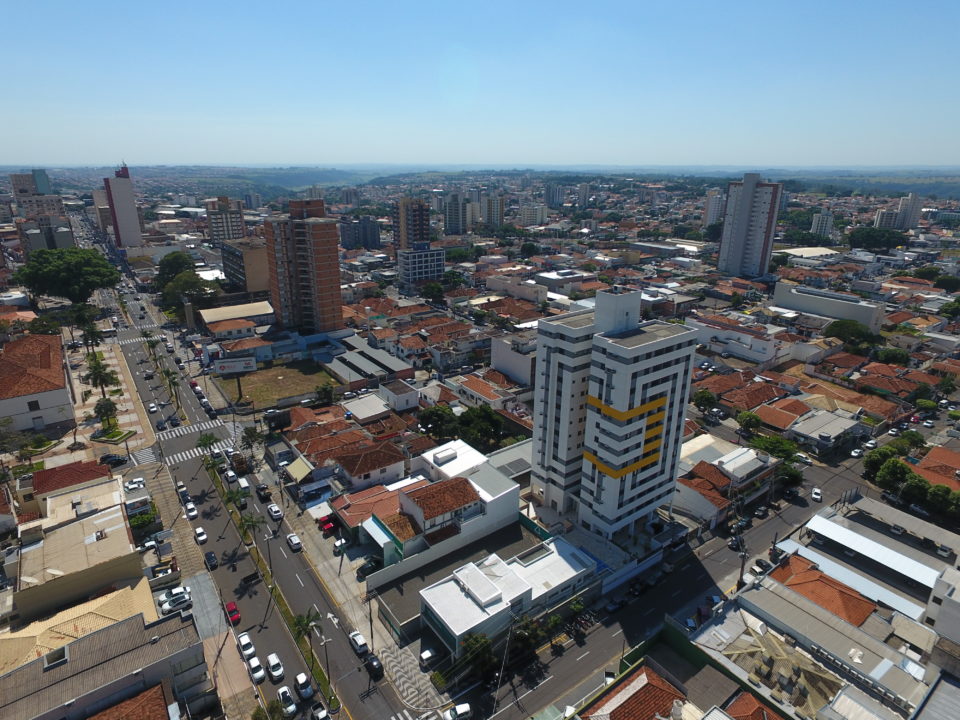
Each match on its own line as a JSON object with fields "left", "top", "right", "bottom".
{"left": 264, "top": 199, "right": 343, "bottom": 333}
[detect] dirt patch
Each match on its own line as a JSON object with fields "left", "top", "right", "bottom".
{"left": 213, "top": 360, "right": 335, "bottom": 407}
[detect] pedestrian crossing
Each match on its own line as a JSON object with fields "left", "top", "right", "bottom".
{"left": 155, "top": 418, "right": 224, "bottom": 441}
{"left": 388, "top": 711, "right": 436, "bottom": 720}
{"left": 163, "top": 438, "right": 238, "bottom": 466}
{"left": 130, "top": 446, "right": 159, "bottom": 466}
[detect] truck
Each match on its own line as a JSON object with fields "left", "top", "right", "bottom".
{"left": 230, "top": 452, "right": 249, "bottom": 474}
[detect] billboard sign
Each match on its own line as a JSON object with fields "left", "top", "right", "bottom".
{"left": 213, "top": 357, "right": 256, "bottom": 375}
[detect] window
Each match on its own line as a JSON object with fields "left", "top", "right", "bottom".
{"left": 27, "top": 400, "right": 40, "bottom": 411}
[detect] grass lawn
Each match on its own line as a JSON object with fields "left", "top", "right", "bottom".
{"left": 12, "top": 461, "right": 45, "bottom": 477}
{"left": 215, "top": 360, "right": 336, "bottom": 407}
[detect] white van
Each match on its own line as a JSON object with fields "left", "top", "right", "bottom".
{"left": 237, "top": 477, "right": 250, "bottom": 495}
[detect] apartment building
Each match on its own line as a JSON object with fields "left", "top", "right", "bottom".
{"left": 392, "top": 197, "right": 431, "bottom": 250}
{"left": 204, "top": 196, "right": 245, "bottom": 246}
{"left": 397, "top": 242, "right": 445, "bottom": 294}
{"left": 717, "top": 173, "right": 782, "bottom": 278}
{"left": 532, "top": 288, "right": 697, "bottom": 539}
{"left": 264, "top": 199, "right": 343, "bottom": 333}
{"left": 103, "top": 164, "right": 143, "bottom": 248}
{"left": 338, "top": 215, "right": 381, "bottom": 250}
{"left": 220, "top": 237, "right": 268, "bottom": 293}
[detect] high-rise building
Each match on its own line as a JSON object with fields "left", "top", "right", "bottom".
{"left": 340, "top": 188, "right": 361, "bottom": 207}
{"left": 9, "top": 169, "right": 62, "bottom": 219}
{"left": 221, "top": 238, "right": 269, "bottom": 293}
{"left": 204, "top": 196, "right": 245, "bottom": 247}
{"left": 264, "top": 199, "right": 342, "bottom": 334}
{"left": 17, "top": 217, "right": 75, "bottom": 255}
{"left": 702, "top": 189, "right": 726, "bottom": 226}
{"left": 444, "top": 192, "right": 468, "bottom": 235}
{"left": 520, "top": 204, "right": 547, "bottom": 227}
{"left": 577, "top": 183, "right": 591, "bottom": 208}
{"left": 545, "top": 183, "right": 565, "bottom": 209}
{"left": 809, "top": 210, "right": 834, "bottom": 238}
{"left": 531, "top": 288, "right": 696, "bottom": 538}
{"left": 9, "top": 169, "right": 51, "bottom": 197}
{"left": 896, "top": 192, "right": 922, "bottom": 230}
{"left": 103, "top": 165, "right": 143, "bottom": 248}
{"left": 716, "top": 173, "right": 782, "bottom": 278}
{"left": 339, "top": 216, "right": 381, "bottom": 250}
{"left": 398, "top": 242, "right": 446, "bottom": 295}
{"left": 874, "top": 209, "right": 899, "bottom": 229}
{"left": 481, "top": 193, "right": 505, "bottom": 228}
{"left": 392, "top": 198, "right": 431, "bottom": 250}
{"left": 243, "top": 192, "right": 262, "bottom": 210}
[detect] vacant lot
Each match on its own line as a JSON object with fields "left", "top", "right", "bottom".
{"left": 215, "top": 360, "right": 335, "bottom": 407}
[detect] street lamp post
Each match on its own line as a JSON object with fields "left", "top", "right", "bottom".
{"left": 314, "top": 628, "right": 333, "bottom": 702}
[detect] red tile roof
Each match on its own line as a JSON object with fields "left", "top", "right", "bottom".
{"left": 678, "top": 476, "right": 731, "bottom": 510}
{"left": 31, "top": 460, "right": 111, "bottom": 496}
{"left": 405, "top": 476, "right": 480, "bottom": 520}
{"left": 335, "top": 441, "right": 405, "bottom": 477}
{"left": 861, "top": 362, "right": 900, "bottom": 377}
{"left": 824, "top": 352, "right": 869, "bottom": 369}
{"left": 0, "top": 334, "right": 66, "bottom": 400}
{"left": 754, "top": 404, "right": 798, "bottom": 431}
{"left": 578, "top": 664, "right": 684, "bottom": 720}
{"left": 721, "top": 383, "right": 786, "bottom": 412}
{"left": 381, "top": 512, "right": 420, "bottom": 541}
{"left": 330, "top": 479, "right": 430, "bottom": 528}
{"left": 221, "top": 337, "right": 271, "bottom": 351}
{"left": 770, "top": 398, "right": 812, "bottom": 417}
{"left": 688, "top": 461, "right": 731, "bottom": 492}
{"left": 87, "top": 684, "right": 170, "bottom": 720}
{"left": 725, "top": 690, "right": 787, "bottom": 720}
{"left": 207, "top": 318, "right": 255, "bottom": 332}
{"left": 769, "top": 555, "right": 876, "bottom": 626}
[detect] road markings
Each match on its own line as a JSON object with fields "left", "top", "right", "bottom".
{"left": 490, "top": 676, "right": 554, "bottom": 718}
{"left": 278, "top": 547, "right": 287, "bottom": 560}
{"left": 577, "top": 651, "right": 590, "bottom": 661}
{"left": 296, "top": 573, "right": 304, "bottom": 587}
{"left": 612, "top": 628, "right": 623, "bottom": 637}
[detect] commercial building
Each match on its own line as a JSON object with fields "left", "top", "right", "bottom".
{"left": 203, "top": 196, "right": 245, "bottom": 246}
{"left": 9, "top": 170, "right": 62, "bottom": 219}
{"left": 444, "top": 192, "right": 468, "bottom": 235}
{"left": 338, "top": 215, "right": 381, "bottom": 250}
{"left": 397, "top": 242, "right": 445, "bottom": 294}
{"left": 0, "top": 334, "right": 71, "bottom": 432}
{"left": 102, "top": 165, "right": 143, "bottom": 248}
{"left": 220, "top": 237, "right": 269, "bottom": 293}
{"left": 9, "top": 169, "right": 52, "bottom": 197}
{"left": 716, "top": 173, "right": 782, "bottom": 278}
{"left": 531, "top": 288, "right": 697, "bottom": 539}
{"left": 264, "top": 199, "right": 343, "bottom": 333}
{"left": 772, "top": 280, "right": 884, "bottom": 333}
{"left": 17, "top": 217, "right": 75, "bottom": 255}
{"left": 392, "top": 197, "right": 430, "bottom": 250}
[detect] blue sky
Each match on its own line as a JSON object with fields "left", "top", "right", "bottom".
{"left": 5, "top": 0, "right": 959, "bottom": 167}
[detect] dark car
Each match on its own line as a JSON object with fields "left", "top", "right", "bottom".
{"left": 256, "top": 483, "right": 272, "bottom": 501}
{"left": 364, "top": 654, "right": 384, "bottom": 680}
{"left": 144, "top": 371, "right": 154, "bottom": 380}
{"left": 99, "top": 453, "right": 128, "bottom": 468}
{"left": 357, "top": 557, "right": 382, "bottom": 580}
{"left": 782, "top": 487, "right": 798, "bottom": 500}
{"left": 205, "top": 406, "right": 218, "bottom": 418}
{"left": 728, "top": 537, "right": 744, "bottom": 551}
{"left": 168, "top": 416, "right": 181, "bottom": 427}
{"left": 754, "top": 558, "right": 773, "bottom": 573}
{"left": 204, "top": 551, "right": 219, "bottom": 570}
{"left": 156, "top": 420, "right": 167, "bottom": 431}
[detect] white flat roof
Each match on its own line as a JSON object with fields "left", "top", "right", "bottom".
{"left": 805, "top": 514, "right": 941, "bottom": 588}
{"left": 421, "top": 439, "right": 487, "bottom": 480}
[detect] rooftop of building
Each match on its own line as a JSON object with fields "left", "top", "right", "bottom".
{"left": 602, "top": 320, "right": 692, "bottom": 349}
{"left": 86, "top": 683, "right": 174, "bottom": 720}
{"left": 576, "top": 661, "right": 686, "bottom": 720}
{"left": 27, "top": 460, "right": 112, "bottom": 497}
{"left": 197, "top": 300, "right": 273, "bottom": 324}
{"left": 330, "top": 476, "right": 431, "bottom": 529}
{"left": 419, "top": 439, "right": 488, "bottom": 479}
{"left": 0, "top": 334, "right": 66, "bottom": 400}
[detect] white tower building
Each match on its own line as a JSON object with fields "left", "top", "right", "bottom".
{"left": 716, "top": 173, "right": 782, "bottom": 278}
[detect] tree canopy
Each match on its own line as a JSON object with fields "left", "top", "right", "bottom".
{"left": 749, "top": 435, "right": 798, "bottom": 460}
{"left": 935, "top": 275, "right": 960, "bottom": 292}
{"left": 824, "top": 319, "right": 876, "bottom": 344}
{"left": 154, "top": 251, "right": 196, "bottom": 289}
{"left": 876, "top": 347, "right": 909, "bottom": 365}
{"left": 848, "top": 227, "right": 906, "bottom": 252}
{"left": 14, "top": 248, "right": 120, "bottom": 304}
{"left": 161, "top": 270, "right": 218, "bottom": 308}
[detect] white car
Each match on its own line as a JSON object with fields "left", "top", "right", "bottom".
{"left": 194, "top": 527, "right": 208, "bottom": 544}
{"left": 923, "top": 420, "right": 935, "bottom": 428}
{"left": 863, "top": 439, "right": 878, "bottom": 449}
{"left": 888, "top": 428, "right": 900, "bottom": 437}
{"left": 794, "top": 453, "right": 813, "bottom": 465}
{"left": 442, "top": 703, "right": 473, "bottom": 720}
{"left": 850, "top": 448, "right": 863, "bottom": 458}
{"left": 124, "top": 478, "right": 146, "bottom": 491}
{"left": 157, "top": 586, "right": 190, "bottom": 605}
{"left": 248, "top": 656, "right": 266, "bottom": 683}
{"left": 266, "top": 653, "right": 284, "bottom": 681}
{"left": 147, "top": 402, "right": 158, "bottom": 413}
{"left": 237, "top": 632, "right": 256, "bottom": 659}
{"left": 811, "top": 487, "right": 823, "bottom": 502}
{"left": 267, "top": 503, "right": 283, "bottom": 521}
{"left": 277, "top": 687, "right": 297, "bottom": 717}
{"left": 224, "top": 470, "right": 237, "bottom": 483}
{"left": 348, "top": 630, "right": 369, "bottom": 655}
{"left": 286, "top": 533, "right": 302, "bottom": 552}
{"left": 160, "top": 594, "right": 192, "bottom": 615}
{"left": 185, "top": 502, "right": 198, "bottom": 520}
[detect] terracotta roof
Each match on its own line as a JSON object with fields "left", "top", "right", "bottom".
{"left": 678, "top": 476, "right": 730, "bottom": 510}
{"left": 917, "top": 446, "right": 960, "bottom": 492}
{"left": 87, "top": 684, "right": 171, "bottom": 720}
{"left": 721, "top": 383, "right": 786, "bottom": 412}
{"left": 724, "top": 690, "right": 787, "bottom": 720}
{"left": 855, "top": 375, "right": 917, "bottom": 397}
{"left": 207, "top": 318, "right": 255, "bottom": 332}
{"left": 405, "top": 476, "right": 480, "bottom": 520}
{"left": 329, "top": 479, "right": 430, "bottom": 528}
{"left": 884, "top": 311, "right": 916, "bottom": 325}
{"left": 689, "top": 460, "right": 731, "bottom": 492}
{"left": 406, "top": 434, "right": 438, "bottom": 456}
{"left": 824, "top": 352, "right": 869, "bottom": 369}
{"left": 335, "top": 441, "right": 405, "bottom": 477}
{"left": 770, "top": 398, "right": 812, "bottom": 417}
{"left": 398, "top": 335, "right": 428, "bottom": 350}
{"left": 459, "top": 375, "right": 503, "bottom": 401}
{"left": 861, "top": 362, "right": 900, "bottom": 377}
{"left": 769, "top": 555, "right": 876, "bottom": 626}
{"left": 902, "top": 370, "right": 940, "bottom": 387}
{"left": 578, "top": 664, "right": 684, "bottom": 720}
{"left": 754, "top": 404, "right": 798, "bottom": 431}
{"left": 31, "top": 460, "right": 111, "bottom": 496}
{"left": 0, "top": 334, "right": 66, "bottom": 400}
{"left": 380, "top": 512, "right": 420, "bottom": 541}
{"left": 694, "top": 370, "right": 753, "bottom": 395}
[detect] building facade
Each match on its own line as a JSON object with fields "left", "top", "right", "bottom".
{"left": 221, "top": 238, "right": 269, "bottom": 293}
{"left": 444, "top": 192, "right": 468, "bottom": 235}
{"left": 392, "top": 197, "right": 430, "bottom": 250}
{"left": 397, "top": 243, "right": 445, "bottom": 294}
{"left": 703, "top": 189, "right": 726, "bottom": 226}
{"left": 716, "top": 173, "right": 782, "bottom": 278}
{"left": 339, "top": 215, "right": 381, "bottom": 250}
{"left": 204, "top": 196, "right": 245, "bottom": 246}
{"left": 897, "top": 192, "right": 922, "bottom": 230}
{"left": 809, "top": 210, "right": 834, "bottom": 238}
{"left": 532, "top": 288, "right": 696, "bottom": 538}
{"left": 103, "top": 165, "right": 143, "bottom": 248}
{"left": 264, "top": 199, "right": 343, "bottom": 333}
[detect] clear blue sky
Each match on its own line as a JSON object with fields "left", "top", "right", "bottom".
{"left": 5, "top": 0, "right": 959, "bottom": 167}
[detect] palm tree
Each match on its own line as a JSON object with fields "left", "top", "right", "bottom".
{"left": 83, "top": 357, "right": 120, "bottom": 398}
{"left": 236, "top": 512, "right": 266, "bottom": 546}
{"left": 145, "top": 338, "right": 161, "bottom": 360}
{"left": 196, "top": 432, "right": 219, "bottom": 468}
{"left": 80, "top": 324, "right": 103, "bottom": 353}
{"left": 240, "top": 427, "right": 265, "bottom": 456}
{"left": 169, "top": 376, "right": 181, "bottom": 411}
{"left": 292, "top": 608, "right": 323, "bottom": 671}
{"left": 94, "top": 397, "right": 118, "bottom": 429}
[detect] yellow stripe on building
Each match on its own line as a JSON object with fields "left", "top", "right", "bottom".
{"left": 586, "top": 395, "right": 665, "bottom": 422}
{"left": 584, "top": 450, "right": 661, "bottom": 479}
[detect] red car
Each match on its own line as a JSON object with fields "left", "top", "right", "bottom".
{"left": 321, "top": 522, "right": 335, "bottom": 535}
{"left": 189, "top": 380, "right": 199, "bottom": 388}
{"left": 225, "top": 601, "right": 241, "bottom": 626}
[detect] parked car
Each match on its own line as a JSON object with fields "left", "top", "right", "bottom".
{"left": 224, "top": 601, "right": 241, "bottom": 626}
{"left": 287, "top": 533, "right": 303, "bottom": 552}
{"left": 888, "top": 428, "right": 900, "bottom": 437}
{"left": 248, "top": 656, "right": 266, "bottom": 683}
{"left": 99, "top": 453, "right": 128, "bottom": 467}
{"left": 157, "top": 586, "right": 190, "bottom": 605}
{"left": 124, "top": 477, "right": 146, "bottom": 491}
{"left": 168, "top": 415, "right": 181, "bottom": 427}
{"left": 160, "top": 594, "right": 193, "bottom": 615}
{"left": 237, "top": 632, "right": 256, "bottom": 659}
{"left": 310, "top": 703, "right": 329, "bottom": 720}
{"left": 923, "top": 420, "right": 935, "bottom": 428}
{"left": 155, "top": 419, "right": 166, "bottom": 430}
{"left": 204, "top": 551, "right": 219, "bottom": 570}
{"left": 754, "top": 558, "right": 772, "bottom": 573}
{"left": 185, "top": 502, "right": 198, "bottom": 520}
{"left": 147, "top": 402, "right": 158, "bottom": 413}
{"left": 266, "top": 653, "right": 284, "bottom": 681}
{"left": 224, "top": 470, "right": 238, "bottom": 484}
{"left": 442, "top": 703, "right": 473, "bottom": 720}
{"left": 811, "top": 487, "right": 823, "bottom": 502}
{"left": 850, "top": 448, "right": 863, "bottom": 458}
{"left": 256, "top": 483, "right": 272, "bottom": 501}
{"left": 357, "top": 557, "right": 382, "bottom": 580}
{"left": 349, "top": 630, "right": 369, "bottom": 655}
{"left": 364, "top": 654, "right": 384, "bottom": 680}
{"left": 277, "top": 687, "right": 297, "bottom": 717}
{"left": 863, "top": 439, "right": 878, "bottom": 449}
{"left": 794, "top": 453, "right": 812, "bottom": 465}
{"left": 294, "top": 672, "right": 315, "bottom": 699}
{"left": 194, "top": 527, "right": 208, "bottom": 544}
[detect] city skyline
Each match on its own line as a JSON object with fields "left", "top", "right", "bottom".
{"left": 4, "top": 0, "right": 959, "bottom": 167}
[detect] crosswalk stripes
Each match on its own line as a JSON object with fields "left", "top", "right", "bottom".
{"left": 155, "top": 418, "right": 223, "bottom": 441}
{"left": 163, "top": 438, "right": 237, "bottom": 467}
{"left": 130, "top": 447, "right": 159, "bottom": 466}
{"left": 388, "top": 711, "right": 420, "bottom": 720}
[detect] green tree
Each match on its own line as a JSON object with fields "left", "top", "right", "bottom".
{"left": 912, "top": 266, "right": 942, "bottom": 280}
{"left": 749, "top": 435, "right": 798, "bottom": 460}
{"left": 775, "top": 462, "right": 803, "bottom": 486}
{"left": 863, "top": 446, "right": 898, "bottom": 479}
{"left": 154, "top": 251, "right": 197, "bottom": 290}
{"left": 460, "top": 632, "right": 496, "bottom": 679}
{"left": 422, "top": 282, "right": 445, "bottom": 304}
{"left": 240, "top": 427, "right": 265, "bottom": 456}
{"left": 161, "top": 270, "right": 218, "bottom": 309}
{"left": 0, "top": 418, "right": 29, "bottom": 485}
{"left": 900, "top": 475, "right": 930, "bottom": 505}
{"left": 875, "top": 457, "right": 913, "bottom": 491}
{"left": 938, "top": 375, "right": 956, "bottom": 396}
{"left": 196, "top": 432, "right": 218, "bottom": 466}
{"left": 876, "top": 347, "right": 909, "bottom": 365}
{"left": 886, "top": 438, "right": 912, "bottom": 456}
{"left": 28, "top": 315, "right": 62, "bottom": 335}
{"left": 443, "top": 270, "right": 465, "bottom": 289}
{"left": 693, "top": 389, "right": 717, "bottom": 409}
{"left": 935, "top": 275, "right": 960, "bottom": 292}
{"left": 83, "top": 357, "right": 120, "bottom": 398}
{"left": 292, "top": 608, "right": 323, "bottom": 671}
{"left": 316, "top": 384, "right": 335, "bottom": 405}
{"left": 736, "top": 411, "right": 761, "bottom": 433}
{"left": 418, "top": 405, "right": 459, "bottom": 440}
{"left": 914, "top": 384, "right": 934, "bottom": 401}
{"left": 265, "top": 699, "right": 284, "bottom": 720}
{"left": 899, "top": 429, "right": 927, "bottom": 449}
{"left": 445, "top": 248, "right": 471, "bottom": 263}
{"left": 14, "top": 247, "right": 120, "bottom": 304}
{"left": 848, "top": 227, "right": 907, "bottom": 252}
{"left": 824, "top": 319, "right": 875, "bottom": 344}
{"left": 704, "top": 222, "right": 723, "bottom": 242}
{"left": 80, "top": 323, "right": 103, "bottom": 353}
{"left": 927, "top": 483, "right": 951, "bottom": 512}
{"left": 729, "top": 292, "right": 745, "bottom": 308}
{"left": 236, "top": 512, "right": 266, "bottom": 545}
{"left": 940, "top": 301, "right": 960, "bottom": 319}
{"left": 520, "top": 242, "right": 540, "bottom": 258}
{"left": 94, "top": 397, "right": 118, "bottom": 428}
{"left": 458, "top": 404, "right": 504, "bottom": 453}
